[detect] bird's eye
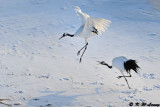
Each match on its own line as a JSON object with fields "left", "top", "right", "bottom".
{"left": 101, "top": 61, "right": 104, "bottom": 64}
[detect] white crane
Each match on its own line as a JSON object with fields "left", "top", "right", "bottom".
{"left": 59, "top": 6, "right": 111, "bottom": 62}
{"left": 97, "top": 56, "right": 140, "bottom": 89}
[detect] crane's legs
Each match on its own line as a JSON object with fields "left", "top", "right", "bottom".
{"left": 117, "top": 73, "right": 132, "bottom": 79}
{"left": 79, "top": 45, "right": 87, "bottom": 62}
{"left": 77, "top": 43, "right": 88, "bottom": 56}
{"left": 119, "top": 72, "right": 131, "bottom": 89}
{"left": 77, "top": 43, "right": 88, "bottom": 62}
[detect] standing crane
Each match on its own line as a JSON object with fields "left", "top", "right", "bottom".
{"left": 97, "top": 56, "right": 140, "bottom": 89}
{"left": 59, "top": 6, "right": 111, "bottom": 62}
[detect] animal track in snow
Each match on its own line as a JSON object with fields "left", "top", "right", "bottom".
{"left": 153, "top": 85, "right": 160, "bottom": 90}
{"left": 90, "top": 81, "right": 104, "bottom": 85}
{"left": 141, "top": 73, "right": 160, "bottom": 80}
{"left": 143, "top": 87, "right": 153, "bottom": 91}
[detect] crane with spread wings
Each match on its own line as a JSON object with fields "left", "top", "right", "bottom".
{"left": 59, "top": 6, "right": 111, "bottom": 62}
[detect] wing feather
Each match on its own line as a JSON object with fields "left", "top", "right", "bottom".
{"left": 85, "top": 18, "right": 111, "bottom": 35}
{"left": 75, "top": 6, "right": 90, "bottom": 26}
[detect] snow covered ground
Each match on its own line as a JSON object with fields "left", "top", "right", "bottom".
{"left": 0, "top": 0, "right": 160, "bottom": 107}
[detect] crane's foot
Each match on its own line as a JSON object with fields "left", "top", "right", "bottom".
{"left": 117, "top": 76, "right": 122, "bottom": 79}
{"left": 79, "top": 58, "right": 82, "bottom": 63}
{"left": 77, "top": 51, "right": 80, "bottom": 56}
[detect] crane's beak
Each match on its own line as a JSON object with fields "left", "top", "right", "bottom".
{"left": 59, "top": 33, "right": 65, "bottom": 40}
{"left": 97, "top": 61, "right": 106, "bottom": 65}
{"left": 97, "top": 61, "right": 101, "bottom": 65}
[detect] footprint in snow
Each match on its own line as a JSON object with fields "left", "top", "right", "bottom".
{"left": 115, "top": 83, "right": 125, "bottom": 87}
{"left": 119, "top": 95, "right": 130, "bottom": 102}
{"left": 141, "top": 73, "right": 158, "bottom": 79}
{"left": 143, "top": 87, "right": 152, "bottom": 91}
{"left": 63, "top": 78, "right": 69, "bottom": 80}
{"left": 128, "top": 95, "right": 134, "bottom": 99}
{"left": 14, "top": 103, "right": 21, "bottom": 106}
{"left": 15, "top": 90, "right": 24, "bottom": 94}
{"left": 33, "top": 98, "right": 40, "bottom": 101}
{"left": 59, "top": 78, "right": 70, "bottom": 81}
{"left": 38, "top": 75, "right": 49, "bottom": 79}
{"left": 148, "top": 33, "right": 157, "bottom": 37}
{"left": 139, "top": 99, "right": 145, "bottom": 102}
{"left": 48, "top": 46, "right": 53, "bottom": 49}
{"left": 153, "top": 85, "right": 160, "bottom": 90}
{"left": 90, "top": 81, "right": 104, "bottom": 85}
{"left": 134, "top": 99, "right": 145, "bottom": 102}
{"left": 46, "top": 104, "right": 52, "bottom": 106}
{"left": 73, "top": 82, "right": 84, "bottom": 85}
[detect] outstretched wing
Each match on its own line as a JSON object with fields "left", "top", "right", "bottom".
{"left": 75, "top": 6, "right": 90, "bottom": 26}
{"left": 85, "top": 18, "right": 111, "bottom": 35}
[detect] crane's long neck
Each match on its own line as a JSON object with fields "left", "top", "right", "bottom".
{"left": 105, "top": 63, "right": 112, "bottom": 69}
{"left": 66, "top": 33, "right": 74, "bottom": 37}
{"left": 59, "top": 33, "right": 74, "bottom": 40}
{"left": 102, "top": 62, "right": 112, "bottom": 69}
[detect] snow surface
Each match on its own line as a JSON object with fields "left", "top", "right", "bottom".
{"left": 0, "top": 0, "right": 160, "bottom": 107}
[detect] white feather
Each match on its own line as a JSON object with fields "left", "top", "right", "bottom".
{"left": 73, "top": 6, "right": 111, "bottom": 42}
{"left": 84, "top": 18, "right": 111, "bottom": 35}
{"left": 75, "top": 6, "right": 90, "bottom": 26}
{"left": 112, "top": 56, "right": 128, "bottom": 72}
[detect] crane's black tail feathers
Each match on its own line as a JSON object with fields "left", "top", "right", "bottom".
{"left": 124, "top": 59, "right": 140, "bottom": 73}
